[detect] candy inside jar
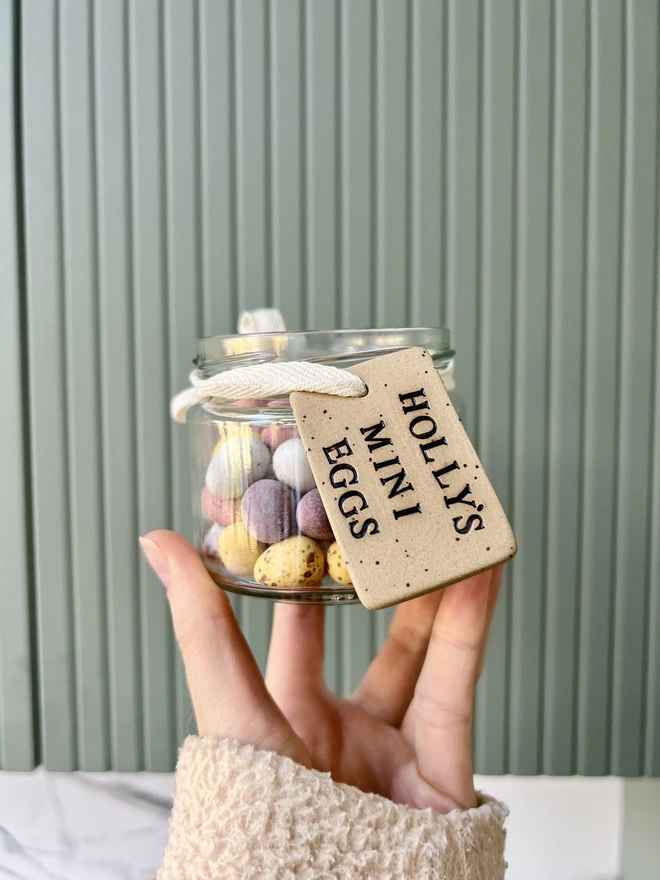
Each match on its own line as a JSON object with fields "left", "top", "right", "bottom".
{"left": 191, "top": 403, "right": 357, "bottom": 602}
{"left": 186, "top": 327, "right": 456, "bottom": 604}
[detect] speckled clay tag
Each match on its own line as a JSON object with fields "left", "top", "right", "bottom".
{"left": 290, "top": 347, "right": 517, "bottom": 610}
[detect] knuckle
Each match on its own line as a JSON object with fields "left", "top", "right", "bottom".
{"left": 428, "top": 626, "right": 480, "bottom": 655}
{"left": 389, "top": 623, "right": 428, "bottom": 657}
{"left": 414, "top": 691, "right": 472, "bottom": 731}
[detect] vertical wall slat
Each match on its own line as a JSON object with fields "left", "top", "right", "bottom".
{"left": 163, "top": 0, "right": 200, "bottom": 539}
{"left": 324, "top": 610, "right": 340, "bottom": 694}
{"left": 647, "top": 192, "right": 660, "bottom": 776}
{"left": 341, "top": 606, "right": 372, "bottom": 697}
{"left": 22, "top": 0, "right": 77, "bottom": 770}
{"left": 305, "top": 0, "right": 339, "bottom": 330}
{"left": 235, "top": 0, "right": 269, "bottom": 313}
{"left": 542, "top": 0, "right": 588, "bottom": 775}
{"left": 59, "top": 0, "right": 109, "bottom": 770}
{"left": 129, "top": 0, "right": 176, "bottom": 771}
{"left": 509, "top": 0, "right": 552, "bottom": 775}
{"left": 611, "top": 0, "right": 658, "bottom": 777}
{"left": 473, "top": 0, "right": 516, "bottom": 776}
{"left": 0, "top": 0, "right": 35, "bottom": 770}
{"left": 94, "top": 0, "right": 141, "bottom": 770}
{"left": 163, "top": 0, "right": 199, "bottom": 737}
{"left": 577, "top": 1, "right": 625, "bottom": 776}
{"left": 445, "top": 0, "right": 480, "bottom": 436}
{"left": 340, "top": 0, "right": 373, "bottom": 329}
{"left": 199, "top": 0, "right": 237, "bottom": 338}
{"left": 271, "top": 0, "right": 303, "bottom": 330}
{"left": 244, "top": 601, "right": 272, "bottom": 676}
{"left": 410, "top": 0, "right": 443, "bottom": 329}
{"left": 375, "top": 0, "right": 409, "bottom": 327}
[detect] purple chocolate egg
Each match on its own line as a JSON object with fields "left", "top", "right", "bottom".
{"left": 296, "top": 489, "right": 334, "bottom": 541}
{"left": 241, "top": 479, "right": 297, "bottom": 544}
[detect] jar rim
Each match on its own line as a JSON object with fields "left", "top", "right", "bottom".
{"left": 195, "top": 326, "right": 454, "bottom": 371}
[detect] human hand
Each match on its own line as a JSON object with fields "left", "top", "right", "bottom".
{"left": 140, "top": 531, "right": 502, "bottom": 813}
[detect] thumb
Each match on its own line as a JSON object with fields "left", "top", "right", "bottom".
{"left": 140, "top": 530, "right": 308, "bottom": 763}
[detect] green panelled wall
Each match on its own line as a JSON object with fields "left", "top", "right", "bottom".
{"left": 1, "top": 0, "right": 658, "bottom": 775}
{"left": 0, "top": 0, "right": 36, "bottom": 770}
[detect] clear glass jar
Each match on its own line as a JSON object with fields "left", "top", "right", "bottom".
{"left": 188, "top": 328, "right": 456, "bottom": 604}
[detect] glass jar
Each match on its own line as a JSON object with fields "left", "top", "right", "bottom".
{"left": 188, "top": 328, "right": 456, "bottom": 604}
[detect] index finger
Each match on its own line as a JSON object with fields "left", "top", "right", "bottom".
{"left": 142, "top": 530, "right": 304, "bottom": 761}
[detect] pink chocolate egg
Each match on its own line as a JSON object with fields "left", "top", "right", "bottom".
{"left": 201, "top": 487, "right": 243, "bottom": 526}
{"left": 261, "top": 424, "right": 300, "bottom": 451}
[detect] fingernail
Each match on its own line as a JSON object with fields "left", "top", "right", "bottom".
{"left": 139, "top": 536, "right": 172, "bottom": 589}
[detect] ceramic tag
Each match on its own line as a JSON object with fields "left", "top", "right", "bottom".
{"left": 290, "top": 347, "right": 517, "bottom": 609}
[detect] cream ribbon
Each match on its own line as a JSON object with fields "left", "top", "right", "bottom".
{"left": 170, "top": 309, "right": 454, "bottom": 422}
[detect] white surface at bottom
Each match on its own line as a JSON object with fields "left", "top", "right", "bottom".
{"left": 476, "top": 775, "right": 623, "bottom": 880}
{"left": 0, "top": 769, "right": 171, "bottom": 879}
{"left": 0, "top": 770, "right": 623, "bottom": 879}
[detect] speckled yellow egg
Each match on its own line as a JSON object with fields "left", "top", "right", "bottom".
{"left": 254, "top": 536, "right": 325, "bottom": 588}
{"left": 218, "top": 523, "right": 266, "bottom": 577}
{"left": 327, "top": 542, "right": 352, "bottom": 586}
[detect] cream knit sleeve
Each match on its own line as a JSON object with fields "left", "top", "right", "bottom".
{"left": 156, "top": 736, "right": 507, "bottom": 879}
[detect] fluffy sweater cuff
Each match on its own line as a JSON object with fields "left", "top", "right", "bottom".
{"left": 157, "top": 736, "right": 508, "bottom": 880}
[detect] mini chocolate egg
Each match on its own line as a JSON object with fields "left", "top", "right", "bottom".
{"left": 254, "top": 536, "right": 325, "bottom": 588}
{"left": 218, "top": 522, "right": 266, "bottom": 577}
{"left": 261, "top": 424, "right": 300, "bottom": 451}
{"left": 272, "top": 437, "right": 316, "bottom": 494}
{"left": 202, "top": 522, "right": 225, "bottom": 561}
{"left": 213, "top": 423, "right": 260, "bottom": 455}
{"left": 296, "top": 489, "right": 334, "bottom": 541}
{"left": 241, "top": 479, "right": 296, "bottom": 544}
{"left": 205, "top": 433, "right": 271, "bottom": 498}
{"left": 201, "top": 487, "right": 242, "bottom": 526}
{"left": 327, "top": 541, "right": 352, "bottom": 586}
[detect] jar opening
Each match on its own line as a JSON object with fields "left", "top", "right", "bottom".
{"left": 195, "top": 327, "right": 454, "bottom": 375}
